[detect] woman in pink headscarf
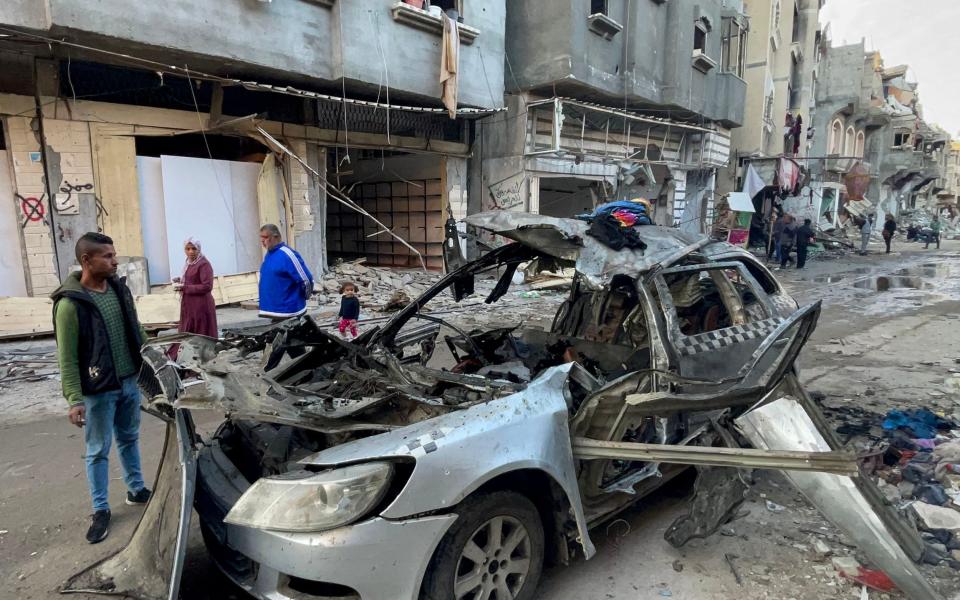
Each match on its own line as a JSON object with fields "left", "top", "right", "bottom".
{"left": 172, "top": 237, "right": 217, "bottom": 338}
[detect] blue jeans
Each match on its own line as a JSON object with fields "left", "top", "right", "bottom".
{"left": 83, "top": 375, "right": 146, "bottom": 511}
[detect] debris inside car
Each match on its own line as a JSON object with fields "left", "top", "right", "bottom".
{"left": 62, "top": 212, "right": 944, "bottom": 600}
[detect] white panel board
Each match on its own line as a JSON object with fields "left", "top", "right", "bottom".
{"left": 136, "top": 156, "right": 170, "bottom": 284}
{"left": 160, "top": 155, "right": 238, "bottom": 276}
{"left": 230, "top": 162, "right": 263, "bottom": 273}
{"left": 0, "top": 150, "right": 28, "bottom": 296}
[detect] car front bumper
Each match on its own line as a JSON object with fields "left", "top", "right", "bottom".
{"left": 195, "top": 444, "right": 457, "bottom": 600}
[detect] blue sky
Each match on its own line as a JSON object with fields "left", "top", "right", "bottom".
{"left": 821, "top": 0, "right": 960, "bottom": 136}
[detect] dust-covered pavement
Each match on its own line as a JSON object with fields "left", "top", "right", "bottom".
{"left": 2, "top": 241, "right": 960, "bottom": 600}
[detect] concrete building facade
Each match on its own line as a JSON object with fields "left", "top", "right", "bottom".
{"left": 726, "top": 0, "right": 823, "bottom": 171}
{"left": 0, "top": 0, "right": 508, "bottom": 297}
{"left": 475, "top": 0, "right": 748, "bottom": 235}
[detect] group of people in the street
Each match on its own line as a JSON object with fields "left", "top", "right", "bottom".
{"left": 52, "top": 223, "right": 366, "bottom": 544}
{"left": 767, "top": 213, "right": 816, "bottom": 270}
{"left": 855, "top": 213, "right": 941, "bottom": 255}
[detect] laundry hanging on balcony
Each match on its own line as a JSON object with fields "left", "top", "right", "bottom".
{"left": 440, "top": 14, "right": 460, "bottom": 119}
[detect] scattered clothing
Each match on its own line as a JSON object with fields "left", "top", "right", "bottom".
{"left": 583, "top": 199, "right": 653, "bottom": 225}
{"left": 258, "top": 242, "right": 314, "bottom": 318}
{"left": 882, "top": 408, "right": 954, "bottom": 440}
{"left": 586, "top": 214, "right": 648, "bottom": 251}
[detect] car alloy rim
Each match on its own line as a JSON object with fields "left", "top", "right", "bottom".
{"left": 453, "top": 515, "right": 532, "bottom": 600}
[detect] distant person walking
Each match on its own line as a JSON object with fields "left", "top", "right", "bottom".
{"left": 926, "top": 216, "right": 941, "bottom": 249}
{"left": 173, "top": 237, "right": 217, "bottom": 338}
{"left": 795, "top": 218, "right": 816, "bottom": 269}
{"left": 882, "top": 214, "right": 897, "bottom": 254}
{"left": 51, "top": 232, "right": 151, "bottom": 544}
{"left": 257, "top": 224, "right": 314, "bottom": 321}
{"left": 778, "top": 214, "right": 797, "bottom": 269}
{"left": 859, "top": 215, "right": 873, "bottom": 255}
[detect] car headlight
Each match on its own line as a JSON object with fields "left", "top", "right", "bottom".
{"left": 224, "top": 462, "right": 393, "bottom": 532}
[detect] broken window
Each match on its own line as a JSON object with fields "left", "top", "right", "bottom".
{"left": 893, "top": 130, "right": 912, "bottom": 147}
{"left": 829, "top": 119, "right": 843, "bottom": 155}
{"left": 694, "top": 21, "right": 708, "bottom": 54}
{"left": 590, "top": 0, "right": 608, "bottom": 15}
{"left": 430, "top": 0, "right": 463, "bottom": 19}
{"left": 660, "top": 268, "right": 760, "bottom": 337}
{"left": 720, "top": 16, "right": 747, "bottom": 78}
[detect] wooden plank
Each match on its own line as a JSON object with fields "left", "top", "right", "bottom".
{"left": 152, "top": 271, "right": 260, "bottom": 305}
{"left": 91, "top": 126, "right": 144, "bottom": 257}
{"left": 1, "top": 293, "right": 178, "bottom": 339}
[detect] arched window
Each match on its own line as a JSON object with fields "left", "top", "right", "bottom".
{"left": 844, "top": 126, "right": 855, "bottom": 156}
{"left": 855, "top": 131, "right": 865, "bottom": 158}
{"left": 829, "top": 119, "right": 843, "bottom": 154}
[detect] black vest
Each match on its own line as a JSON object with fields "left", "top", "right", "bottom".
{"left": 53, "top": 277, "right": 143, "bottom": 396}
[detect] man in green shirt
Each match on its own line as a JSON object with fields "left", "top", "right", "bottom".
{"left": 52, "top": 232, "right": 151, "bottom": 544}
{"left": 926, "top": 216, "right": 941, "bottom": 249}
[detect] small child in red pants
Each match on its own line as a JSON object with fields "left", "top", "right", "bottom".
{"left": 337, "top": 282, "right": 360, "bottom": 338}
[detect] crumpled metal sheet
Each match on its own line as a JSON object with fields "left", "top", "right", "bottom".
{"left": 464, "top": 211, "right": 714, "bottom": 287}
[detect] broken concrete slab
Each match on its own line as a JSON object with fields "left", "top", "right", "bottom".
{"left": 912, "top": 502, "right": 960, "bottom": 532}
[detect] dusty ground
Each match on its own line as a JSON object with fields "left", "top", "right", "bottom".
{"left": 1, "top": 237, "right": 959, "bottom": 600}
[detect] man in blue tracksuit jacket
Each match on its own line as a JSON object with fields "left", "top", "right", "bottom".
{"left": 257, "top": 224, "right": 314, "bottom": 320}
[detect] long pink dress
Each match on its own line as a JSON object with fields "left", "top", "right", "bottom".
{"left": 179, "top": 257, "right": 218, "bottom": 338}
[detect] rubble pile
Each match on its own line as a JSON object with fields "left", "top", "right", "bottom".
{"left": 855, "top": 408, "right": 960, "bottom": 568}
{"left": 0, "top": 348, "right": 58, "bottom": 386}
{"left": 315, "top": 259, "right": 444, "bottom": 311}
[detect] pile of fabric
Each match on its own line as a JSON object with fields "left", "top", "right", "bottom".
{"left": 870, "top": 408, "right": 960, "bottom": 567}
{"left": 579, "top": 198, "right": 652, "bottom": 251}
{"left": 581, "top": 198, "right": 654, "bottom": 226}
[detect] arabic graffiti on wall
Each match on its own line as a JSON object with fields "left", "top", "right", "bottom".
{"left": 55, "top": 181, "right": 95, "bottom": 215}
{"left": 487, "top": 173, "right": 526, "bottom": 211}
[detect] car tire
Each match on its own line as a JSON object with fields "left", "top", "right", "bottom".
{"left": 420, "top": 491, "right": 545, "bottom": 600}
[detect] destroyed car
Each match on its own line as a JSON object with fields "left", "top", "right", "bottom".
{"left": 64, "top": 212, "right": 943, "bottom": 600}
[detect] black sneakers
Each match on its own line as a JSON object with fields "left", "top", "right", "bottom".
{"left": 125, "top": 488, "right": 152, "bottom": 506}
{"left": 86, "top": 510, "right": 110, "bottom": 544}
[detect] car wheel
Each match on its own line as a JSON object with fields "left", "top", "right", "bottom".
{"left": 420, "top": 491, "right": 545, "bottom": 600}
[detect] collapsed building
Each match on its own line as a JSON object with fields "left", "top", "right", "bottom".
{"left": 806, "top": 43, "right": 950, "bottom": 236}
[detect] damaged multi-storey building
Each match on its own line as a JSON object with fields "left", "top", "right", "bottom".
{"left": 0, "top": 0, "right": 508, "bottom": 300}
{"left": 720, "top": 0, "right": 824, "bottom": 216}
{"left": 473, "top": 0, "right": 747, "bottom": 235}
{"left": 806, "top": 41, "right": 950, "bottom": 231}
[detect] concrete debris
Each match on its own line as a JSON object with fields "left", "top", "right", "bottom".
{"left": 0, "top": 350, "right": 58, "bottom": 385}
{"left": 765, "top": 500, "right": 787, "bottom": 513}
{"left": 318, "top": 258, "right": 442, "bottom": 310}
{"left": 912, "top": 501, "right": 960, "bottom": 532}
